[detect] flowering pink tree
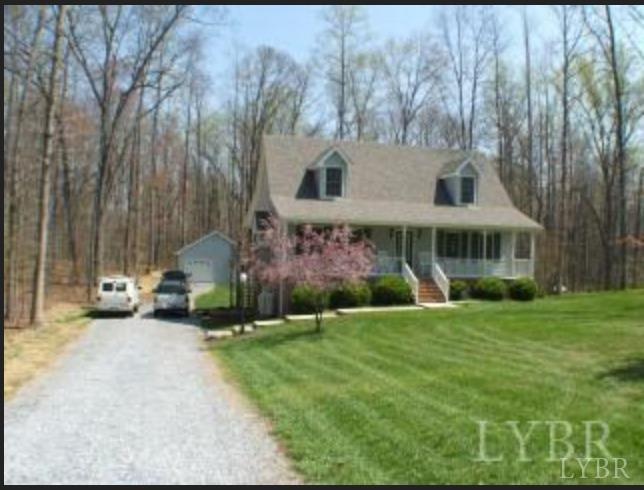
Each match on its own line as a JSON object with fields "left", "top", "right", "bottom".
{"left": 250, "top": 218, "right": 375, "bottom": 331}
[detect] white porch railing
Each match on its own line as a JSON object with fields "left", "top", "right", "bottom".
{"left": 432, "top": 262, "right": 450, "bottom": 302}
{"left": 436, "top": 258, "right": 534, "bottom": 278}
{"left": 514, "top": 259, "right": 533, "bottom": 277}
{"left": 374, "top": 254, "right": 534, "bottom": 280}
{"left": 402, "top": 261, "right": 419, "bottom": 304}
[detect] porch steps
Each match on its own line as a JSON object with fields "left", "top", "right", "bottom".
{"left": 418, "top": 278, "right": 447, "bottom": 303}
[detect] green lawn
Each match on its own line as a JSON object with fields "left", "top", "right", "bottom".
{"left": 212, "top": 290, "right": 644, "bottom": 484}
{"left": 194, "top": 285, "right": 231, "bottom": 310}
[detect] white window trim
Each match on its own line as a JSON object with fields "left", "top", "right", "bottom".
{"left": 321, "top": 166, "right": 344, "bottom": 199}
{"left": 314, "top": 149, "right": 348, "bottom": 200}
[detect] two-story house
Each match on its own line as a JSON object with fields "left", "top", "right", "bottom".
{"left": 247, "top": 135, "right": 542, "bottom": 311}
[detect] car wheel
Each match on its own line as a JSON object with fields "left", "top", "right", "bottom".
{"left": 183, "top": 309, "right": 190, "bottom": 317}
{"left": 153, "top": 310, "right": 159, "bottom": 318}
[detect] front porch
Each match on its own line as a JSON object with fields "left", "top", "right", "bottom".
{"left": 366, "top": 225, "right": 535, "bottom": 303}
{"left": 369, "top": 226, "right": 535, "bottom": 278}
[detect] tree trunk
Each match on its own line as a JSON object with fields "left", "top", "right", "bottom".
{"left": 557, "top": 7, "right": 571, "bottom": 294}
{"left": 181, "top": 85, "right": 192, "bottom": 246}
{"left": 148, "top": 74, "right": 162, "bottom": 269}
{"left": 57, "top": 53, "right": 80, "bottom": 282}
{"left": 131, "top": 87, "right": 145, "bottom": 277}
{"left": 605, "top": 6, "right": 627, "bottom": 290}
{"left": 5, "top": 7, "right": 46, "bottom": 323}
{"left": 338, "top": 32, "right": 346, "bottom": 140}
{"left": 30, "top": 5, "right": 67, "bottom": 326}
{"left": 523, "top": 8, "right": 534, "bottom": 216}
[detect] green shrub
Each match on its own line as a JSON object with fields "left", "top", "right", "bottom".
{"left": 329, "top": 282, "right": 372, "bottom": 309}
{"left": 508, "top": 277, "right": 538, "bottom": 301}
{"left": 471, "top": 277, "right": 507, "bottom": 301}
{"left": 449, "top": 280, "right": 468, "bottom": 301}
{"left": 371, "top": 276, "right": 414, "bottom": 306}
{"left": 291, "top": 284, "right": 327, "bottom": 314}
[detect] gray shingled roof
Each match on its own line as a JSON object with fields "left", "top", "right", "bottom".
{"left": 262, "top": 134, "right": 542, "bottom": 231}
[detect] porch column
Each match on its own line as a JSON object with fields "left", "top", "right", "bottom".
{"left": 431, "top": 227, "right": 437, "bottom": 271}
{"left": 482, "top": 229, "right": 487, "bottom": 276}
{"left": 401, "top": 225, "right": 407, "bottom": 269}
{"left": 530, "top": 232, "right": 536, "bottom": 277}
{"left": 511, "top": 231, "right": 516, "bottom": 277}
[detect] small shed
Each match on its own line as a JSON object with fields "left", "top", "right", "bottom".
{"left": 175, "top": 231, "right": 235, "bottom": 285}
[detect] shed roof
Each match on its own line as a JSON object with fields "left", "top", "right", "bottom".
{"left": 175, "top": 230, "right": 235, "bottom": 256}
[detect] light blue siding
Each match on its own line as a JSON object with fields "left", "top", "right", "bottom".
{"left": 177, "top": 233, "right": 234, "bottom": 285}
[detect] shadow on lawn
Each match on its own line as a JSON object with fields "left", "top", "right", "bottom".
{"left": 598, "top": 358, "right": 644, "bottom": 383}
{"left": 198, "top": 307, "right": 255, "bottom": 330}
{"left": 251, "top": 327, "right": 324, "bottom": 348}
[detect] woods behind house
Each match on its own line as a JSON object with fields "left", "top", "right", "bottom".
{"left": 4, "top": 5, "right": 644, "bottom": 326}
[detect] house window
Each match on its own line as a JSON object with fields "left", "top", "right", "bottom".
{"left": 460, "top": 231, "right": 469, "bottom": 258}
{"left": 437, "top": 230, "right": 445, "bottom": 257}
{"left": 471, "top": 232, "right": 483, "bottom": 259}
{"left": 445, "top": 232, "right": 460, "bottom": 258}
{"left": 515, "top": 232, "right": 532, "bottom": 259}
{"left": 486, "top": 232, "right": 501, "bottom": 260}
{"left": 461, "top": 177, "right": 475, "bottom": 204}
{"left": 325, "top": 167, "right": 343, "bottom": 197}
{"left": 437, "top": 230, "right": 500, "bottom": 260}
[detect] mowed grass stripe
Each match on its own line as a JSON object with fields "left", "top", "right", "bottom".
{"left": 240, "top": 321, "right": 579, "bottom": 471}
{"left": 357, "top": 326, "right": 581, "bottom": 417}
{"left": 371, "top": 320, "right": 572, "bottom": 380}
{"left": 236, "top": 330, "right": 481, "bottom": 483}
{"left": 241, "top": 319, "right": 587, "bottom": 435}
{"left": 225, "top": 342, "right": 392, "bottom": 483}
{"left": 364, "top": 319, "right": 580, "bottom": 405}
{"left": 214, "top": 290, "right": 644, "bottom": 484}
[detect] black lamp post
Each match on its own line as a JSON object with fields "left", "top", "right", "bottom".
{"left": 239, "top": 271, "right": 248, "bottom": 334}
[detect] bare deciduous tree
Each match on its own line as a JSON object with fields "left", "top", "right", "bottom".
{"left": 31, "top": 5, "right": 67, "bottom": 326}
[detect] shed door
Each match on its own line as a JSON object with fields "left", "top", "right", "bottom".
{"left": 184, "top": 259, "right": 213, "bottom": 283}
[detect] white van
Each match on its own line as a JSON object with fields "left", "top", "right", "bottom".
{"left": 96, "top": 276, "right": 141, "bottom": 315}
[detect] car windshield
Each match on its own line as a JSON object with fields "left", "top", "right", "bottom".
{"left": 156, "top": 284, "right": 186, "bottom": 295}
{"left": 101, "top": 282, "right": 114, "bottom": 292}
{"left": 116, "top": 282, "right": 127, "bottom": 292}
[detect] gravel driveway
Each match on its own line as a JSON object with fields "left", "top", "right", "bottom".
{"left": 3, "top": 306, "right": 299, "bottom": 485}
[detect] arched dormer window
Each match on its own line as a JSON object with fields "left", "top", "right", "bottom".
{"left": 312, "top": 148, "right": 349, "bottom": 199}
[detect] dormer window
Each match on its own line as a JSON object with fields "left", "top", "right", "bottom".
{"left": 325, "top": 167, "right": 343, "bottom": 197}
{"left": 311, "top": 148, "right": 349, "bottom": 199}
{"left": 460, "top": 176, "right": 475, "bottom": 205}
{"left": 436, "top": 159, "right": 480, "bottom": 206}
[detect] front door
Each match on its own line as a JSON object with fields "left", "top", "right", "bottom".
{"left": 395, "top": 230, "right": 414, "bottom": 268}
